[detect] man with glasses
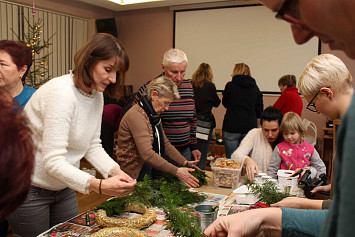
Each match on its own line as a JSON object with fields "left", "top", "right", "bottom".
{"left": 204, "top": 0, "right": 355, "bottom": 236}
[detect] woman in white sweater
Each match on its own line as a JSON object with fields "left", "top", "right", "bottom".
{"left": 232, "top": 106, "right": 283, "bottom": 180}
{"left": 7, "top": 33, "right": 136, "bottom": 237}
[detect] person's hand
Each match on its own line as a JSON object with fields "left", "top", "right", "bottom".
{"left": 184, "top": 160, "right": 201, "bottom": 170}
{"left": 176, "top": 167, "right": 199, "bottom": 187}
{"left": 191, "top": 149, "right": 201, "bottom": 161}
{"left": 311, "top": 184, "right": 331, "bottom": 193}
{"left": 271, "top": 197, "right": 305, "bottom": 208}
{"left": 109, "top": 166, "right": 134, "bottom": 181}
{"left": 244, "top": 157, "right": 259, "bottom": 181}
{"left": 91, "top": 176, "right": 136, "bottom": 197}
{"left": 271, "top": 197, "right": 323, "bottom": 210}
{"left": 204, "top": 208, "right": 282, "bottom": 237}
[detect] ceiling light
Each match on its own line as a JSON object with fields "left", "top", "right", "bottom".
{"left": 108, "top": 0, "right": 164, "bottom": 5}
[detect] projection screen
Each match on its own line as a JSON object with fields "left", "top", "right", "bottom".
{"left": 174, "top": 5, "right": 319, "bottom": 93}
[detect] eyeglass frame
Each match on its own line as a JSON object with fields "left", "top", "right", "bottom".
{"left": 306, "top": 86, "right": 331, "bottom": 112}
{"left": 275, "top": 0, "right": 305, "bottom": 29}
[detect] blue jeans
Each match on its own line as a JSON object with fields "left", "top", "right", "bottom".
{"left": 7, "top": 186, "right": 78, "bottom": 237}
{"left": 281, "top": 207, "right": 328, "bottom": 237}
{"left": 180, "top": 147, "right": 192, "bottom": 161}
{"left": 222, "top": 131, "right": 246, "bottom": 158}
{"left": 197, "top": 129, "right": 213, "bottom": 170}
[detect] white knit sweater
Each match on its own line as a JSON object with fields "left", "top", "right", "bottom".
{"left": 231, "top": 128, "right": 273, "bottom": 173}
{"left": 24, "top": 73, "right": 118, "bottom": 194}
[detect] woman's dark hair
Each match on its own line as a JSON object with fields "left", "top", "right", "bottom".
{"left": 0, "top": 40, "right": 32, "bottom": 83}
{"left": 0, "top": 88, "right": 35, "bottom": 220}
{"left": 74, "top": 33, "right": 130, "bottom": 100}
{"left": 260, "top": 106, "right": 283, "bottom": 126}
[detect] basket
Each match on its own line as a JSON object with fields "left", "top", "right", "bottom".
{"left": 211, "top": 158, "right": 242, "bottom": 189}
{"left": 277, "top": 170, "right": 298, "bottom": 188}
{"left": 233, "top": 185, "right": 259, "bottom": 204}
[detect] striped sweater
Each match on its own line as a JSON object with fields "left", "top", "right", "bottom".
{"left": 134, "top": 78, "right": 197, "bottom": 151}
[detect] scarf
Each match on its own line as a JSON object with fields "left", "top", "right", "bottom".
{"left": 138, "top": 95, "right": 165, "bottom": 157}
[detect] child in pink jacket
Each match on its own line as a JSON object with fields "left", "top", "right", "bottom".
{"left": 267, "top": 112, "right": 326, "bottom": 179}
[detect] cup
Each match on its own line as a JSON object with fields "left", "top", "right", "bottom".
{"left": 194, "top": 204, "right": 217, "bottom": 231}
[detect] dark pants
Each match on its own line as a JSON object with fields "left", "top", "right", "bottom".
{"left": 7, "top": 186, "right": 78, "bottom": 237}
{"left": 197, "top": 128, "right": 213, "bottom": 170}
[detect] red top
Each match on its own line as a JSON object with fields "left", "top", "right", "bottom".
{"left": 273, "top": 87, "right": 303, "bottom": 116}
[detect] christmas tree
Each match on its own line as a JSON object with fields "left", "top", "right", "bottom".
{"left": 12, "top": 17, "right": 54, "bottom": 88}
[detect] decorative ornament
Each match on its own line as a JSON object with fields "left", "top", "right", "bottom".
{"left": 32, "top": 0, "right": 36, "bottom": 16}
{"left": 36, "top": 50, "right": 41, "bottom": 54}
{"left": 95, "top": 203, "right": 157, "bottom": 229}
{"left": 40, "top": 61, "right": 44, "bottom": 65}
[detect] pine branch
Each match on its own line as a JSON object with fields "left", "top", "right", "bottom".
{"left": 96, "top": 174, "right": 208, "bottom": 236}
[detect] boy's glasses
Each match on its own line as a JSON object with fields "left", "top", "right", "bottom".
{"left": 306, "top": 87, "right": 331, "bottom": 112}
{"left": 275, "top": 0, "right": 305, "bottom": 29}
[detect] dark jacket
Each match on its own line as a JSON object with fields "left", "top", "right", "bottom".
{"left": 222, "top": 74, "right": 263, "bottom": 134}
{"left": 193, "top": 80, "right": 221, "bottom": 128}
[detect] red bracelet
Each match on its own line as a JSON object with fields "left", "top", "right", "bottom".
{"left": 99, "top": 180, "right": 102, "bottom": 194}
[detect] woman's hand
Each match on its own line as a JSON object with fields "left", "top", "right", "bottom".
{"left": 90, "top": 168, "right": 136, "bottom": 197}
{"left": 244, "top": 157, "right": 259, "bottom": 181}
{"left": 109, "top": 166, "right": 134, "bottom": 181}
{"left": 176, "top": 167, "right": 199, "bottom": 187}
{"left": 204, "top": 208, "right": 282, "bottom": 237}
{"left": 271, "top": 197, "right": 323, "bottom": 210}
{"left": 311, "top": 184, "right": 331, "bottom": 193}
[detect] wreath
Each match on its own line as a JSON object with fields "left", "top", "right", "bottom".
{"left": 95, "top": 203, "right": 157, "bottom": 229}
{"left": 90, "top": 227, "right": 146, "bottom": 237}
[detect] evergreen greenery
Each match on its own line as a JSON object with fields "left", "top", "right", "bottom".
{"left": 96, "top": 169, "right": 208, "bottom": 236}
{"left": 12, "top": 17, "right": 54, "bottom": 88}
{"left": 245, "top": 178, "right": 290, "bottom": 206}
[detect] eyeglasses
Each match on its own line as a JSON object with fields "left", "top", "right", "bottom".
{"left": 275, "top": 0, "right": 305, "bottom": 29}
{"left": 306, "top": 86, "right": 331, "bottom": 112}
{"left": 306, "top": 90, "right": 320, "bottom": 112}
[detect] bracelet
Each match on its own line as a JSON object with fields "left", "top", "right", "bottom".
{"left": 99, "top": 179, "right": 102, "bottom": 194}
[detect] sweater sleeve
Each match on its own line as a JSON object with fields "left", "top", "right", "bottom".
{"left": 84, "top": 109, "right": 119, "bottom": 179}
{"left": 309, "top": 149, "right": 326, "bottom": 179}
{"left": 222, "top": 82, "right": 230, "bottom": 108}
{"left": 267, "top": 147, "right": 282, "bottom": 179}
{"left": 231, "top": 129, "right": 257, "bottom": 163}
{"left": 124, "top": 111, "right": 180, "bottom": 176}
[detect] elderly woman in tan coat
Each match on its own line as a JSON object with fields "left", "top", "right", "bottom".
{"left": 116, "top": 76, "right": 199, "bottom": 187}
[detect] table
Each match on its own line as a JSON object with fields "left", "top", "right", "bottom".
{"left": 39, "top": 172, "right": 234, "bottom": 237}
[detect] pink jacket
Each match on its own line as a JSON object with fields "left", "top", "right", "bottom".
{"left": 277, "top": 140, "right": 313, "bottom": 170}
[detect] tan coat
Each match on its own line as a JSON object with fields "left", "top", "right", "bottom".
{"left": 116, "top": 104, "right": 186, "bottom": 179}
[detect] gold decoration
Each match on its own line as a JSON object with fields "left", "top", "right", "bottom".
{"left": 95, "top": 203, "right": 157, "bottom": 229}
{"left": 90, "top": 227, "right": 146, "bottom": 237}
{"left": 40, "top": 61, "right": 44, "bottom": 65}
